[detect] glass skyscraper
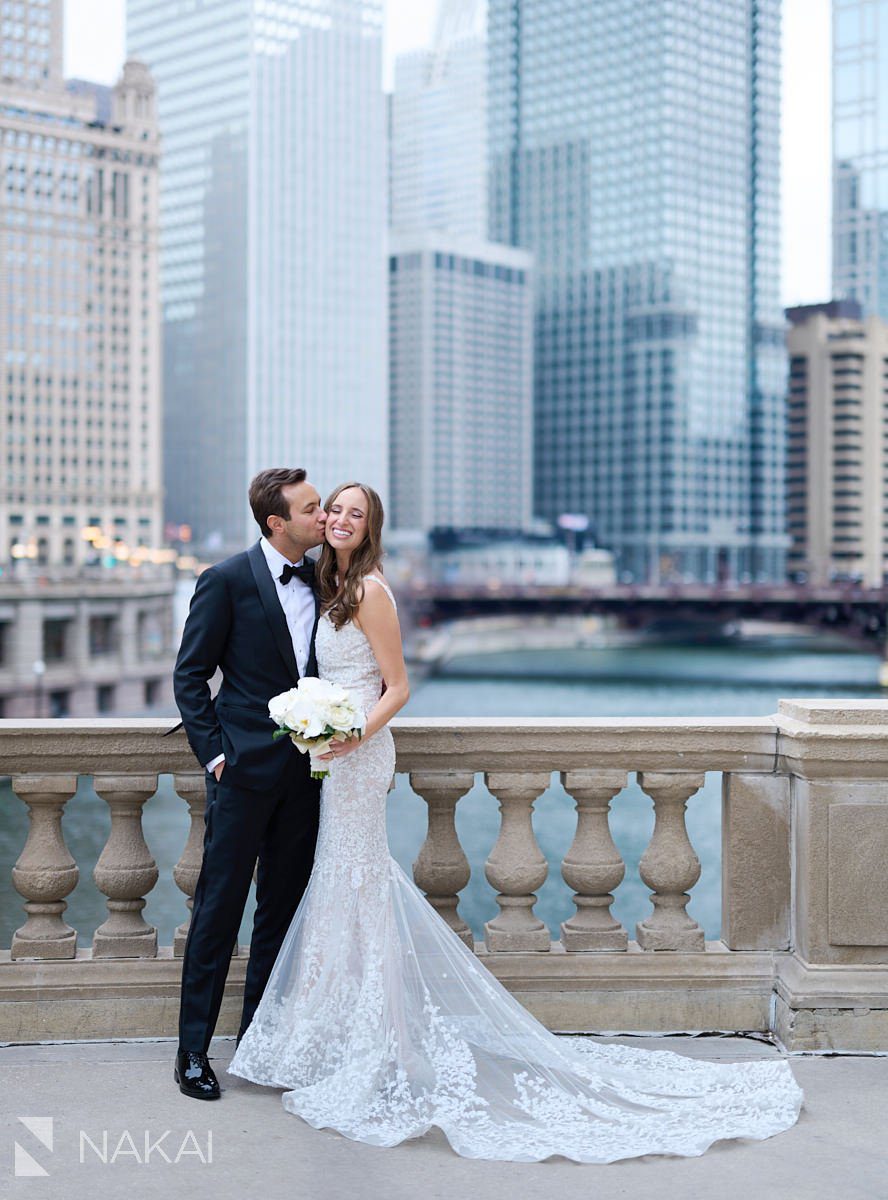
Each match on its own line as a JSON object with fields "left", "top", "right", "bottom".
{"left": 833, "top": 0, "right": 888, "bottom": 321}
{"left": 488, "top": 0, "right": 786, "bottom": 583}
{"left": 390, "top": 0, "right": 487, "bottom": 238}
{"left": 127, "top": 0, "right": 387, "bottom": 553}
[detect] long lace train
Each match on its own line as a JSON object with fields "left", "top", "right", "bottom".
{"left": 228, "top": 575, "right": 802, "bottom": 1162}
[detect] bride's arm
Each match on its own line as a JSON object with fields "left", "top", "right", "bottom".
{"left": 323, "top": 584, "right": 409, "bottom": 758}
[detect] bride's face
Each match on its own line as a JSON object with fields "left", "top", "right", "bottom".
{"left": 325, "top": 487, "right": 369, "bottom": 555}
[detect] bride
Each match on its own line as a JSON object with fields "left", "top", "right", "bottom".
{"left": 228, "top": 482, "right": 803, "bottom": 1162}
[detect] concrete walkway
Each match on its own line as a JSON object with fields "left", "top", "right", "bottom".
{"left": 2, "top": 1035, "right": 885, "bottom": 1200}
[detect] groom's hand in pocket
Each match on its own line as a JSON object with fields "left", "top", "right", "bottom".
{"left": 213, "top": 760, "right": 226, "bottom": 781}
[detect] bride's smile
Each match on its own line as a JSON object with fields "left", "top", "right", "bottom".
{"left": 325, "top": 488, "right": 368, "bottom": 556}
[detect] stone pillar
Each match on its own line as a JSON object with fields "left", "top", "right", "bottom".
{"left": 10, "top": 775, "right": 79, "bottom": 959}
{"left": 172, "top": 772, "right": 206, "bottom": 957}
{"left": 721, "top": 772, "right": 790, "bottom": 950}
{"left": 410, "top": 771, "right": 474, "bottom": 946}
{"left": 92, "top": 774, "right": 159, "bottom": 957}
{"left": 560, "top": 770, "right": 628, "bottom": 951}
{"left": 483, "top": 772, "right": 551, "bottom": 952}
{"left": 774, "top": 700, "right": 888, "bottom": 1049}
{"left": 636, "top": 771, "right": 706, "bottom": 952}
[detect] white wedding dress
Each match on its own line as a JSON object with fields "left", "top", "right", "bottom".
{"left": 228, "top": 575, "right": 803, "bottom": 1162}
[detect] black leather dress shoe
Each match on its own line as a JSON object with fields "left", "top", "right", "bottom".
{"left": 174, "top": 1050, "right": 220, "bottom": 1100}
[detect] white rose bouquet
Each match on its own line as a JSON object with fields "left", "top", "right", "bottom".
{"left": 268, "top": 677, "right": 365, "bottom": 780}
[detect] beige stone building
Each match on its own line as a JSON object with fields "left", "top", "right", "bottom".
{"left": 1, "top": 5, "right": 161, "bottom": 564}
{"left": 0, "top": 3, "right": 174, "bottom": 717}
{"left": 786, "top": 300, "right": 888, "bottom": 587}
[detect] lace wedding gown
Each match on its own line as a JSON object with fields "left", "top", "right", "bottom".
{"left": 228, "top": 575, "right": 803, "bottom": 1162}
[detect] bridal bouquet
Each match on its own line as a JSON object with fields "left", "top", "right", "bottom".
{"left": 268, "top": 677, "right": 364, "bottom": 779}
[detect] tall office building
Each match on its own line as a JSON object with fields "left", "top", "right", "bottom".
{"left": 0, "top": 22, "right": 162, "bottom": 565}
{"left": 489, "top": 0, "right": 786, "bottom": 583}
{"left": 390, "top": 0, "right": 487, "bottom": 238}
{"left": 389, "top": 233, "right": 533, "bottom": 532}
{"left": 0, "top": 0, "right": 62, "bottom": 89}
{"left": 786, "top": 300, "right": 888, "bottom": 588}
{"left": 0, "top": 6, "right": 175, "bottom": 718}
{"left": 128, "top": 0, "right": 387, "bottom": 554}
{"left": 833, "top": 1, "right": 888, "bottom": 320}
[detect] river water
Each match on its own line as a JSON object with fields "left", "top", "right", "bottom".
{"left": 1, "top": 638, "right": 883, "bottom": 950}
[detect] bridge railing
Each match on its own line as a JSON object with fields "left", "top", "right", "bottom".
{"left": 2, "top": 700, "right": 888, "bottom": 1051}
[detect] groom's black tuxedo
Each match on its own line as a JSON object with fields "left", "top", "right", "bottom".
{"left": 173, "top": 540, "right": 322, "bottom": 1052}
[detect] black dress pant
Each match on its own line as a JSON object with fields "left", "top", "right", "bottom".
{"left": 178, "top": 757, "right": 320, "bottom": 1052}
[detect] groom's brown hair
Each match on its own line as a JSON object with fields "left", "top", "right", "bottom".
{"left": 249, "top": 467, "right": 308, "bottom": 538}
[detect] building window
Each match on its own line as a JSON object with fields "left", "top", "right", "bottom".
{"left": 89, "top": 615, "right": 119, "bottom": 656}
{"left": 48, "top": 690, "right": 70, "bottom": 718}
{"left": 43, "top": 619, "right": 69, "bottom": 662}
{"left": 144, "top": 678, "right": 161, "bottom": 707}
{"left": 139, "top": 611, "right": 164, "bottom": 657}
{"left": 96, "top": 684, "right": 115, "bottom": 714}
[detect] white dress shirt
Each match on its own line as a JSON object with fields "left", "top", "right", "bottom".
{"left": 206, "top": 538, "right": 316, "bottom": 773}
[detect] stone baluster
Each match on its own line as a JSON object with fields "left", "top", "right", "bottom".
{"left": 11, "top": 775, "right": 79, "bottom": 959}
{"left": 560, "top": 770, "right": 628, "bottom": 951}
{"left": 636, "top": 771, "right": 706, "bottom": 951}
{"left": 92, "top": 774, "right": 159, "bottom": 957}
{"left": 483, "top": 772, "right": 551, "bottom": 952}
{"left": 172, "top": 773, "right": 207, "bottom": 957}
{"left": 410, "top": 771, "right": 475, "bottom": 946}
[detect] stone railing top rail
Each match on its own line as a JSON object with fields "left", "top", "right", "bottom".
{"left": 1, "top": 700, "right": 887, "bottom": 776}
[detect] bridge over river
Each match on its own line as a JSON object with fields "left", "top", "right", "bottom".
{"left": 403, "top": 582, "right": 888, "bottom": 681}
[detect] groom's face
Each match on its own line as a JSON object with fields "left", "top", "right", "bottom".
{"left": 275, "top": 481, "right": 327, "bottom": 553}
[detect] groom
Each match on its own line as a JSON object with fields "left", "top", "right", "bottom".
{"left": 171, "top": 467, "right": 327, "bottom": 1099}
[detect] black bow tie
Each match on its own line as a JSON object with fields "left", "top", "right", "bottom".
{"left": 279, "top": 560, "right": 315, "bottom": 587}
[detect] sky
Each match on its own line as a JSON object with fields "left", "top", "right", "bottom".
{"left": 64, "top": 0, "right": 832, "bottom": 309}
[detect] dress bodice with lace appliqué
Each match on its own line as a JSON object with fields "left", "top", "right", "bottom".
{"left": 228, "top": 575, "right": 802, "bottom": 1162}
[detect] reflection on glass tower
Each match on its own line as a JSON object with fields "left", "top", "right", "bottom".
{"left": 488, "top": 0, "right": 786, "bottom": 583}
{"left": 128, "top": 0, "right": 387, "bottom": 554}
{"left": 833, "top": 1, "right": 888, "bottom": 320}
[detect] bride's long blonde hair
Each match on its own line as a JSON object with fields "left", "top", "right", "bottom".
{"left": 317, "top": 482, "right": 385, "bottom": 630}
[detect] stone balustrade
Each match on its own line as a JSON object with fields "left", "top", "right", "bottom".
{"left": 2, "top": 700, "right": 888, "bottom": 1051}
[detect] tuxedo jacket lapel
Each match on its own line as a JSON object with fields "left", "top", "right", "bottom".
{"left": 247, "top": 540, "right": 301, "bottom": 683}
{"left": 306, "top": 589, "right": 321, "bottom": 677}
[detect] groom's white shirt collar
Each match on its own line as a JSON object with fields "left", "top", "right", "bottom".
{"left": 260, "top": 536, "right": 304, "bottom": 579}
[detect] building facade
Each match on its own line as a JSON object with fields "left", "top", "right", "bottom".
{"left": 833, "top": 0, "right": 888, "bottom": 320}
{"left": 389, "top": 233, "right": 533, "bottom": 533}
{"left": 390, "top": 0, "right": 487, "bottom": 238}
{"left": 0, "top": 3, "right": 175, "bottom": 717}
{"left": 128, "top": 0, "right": 388, "bottom": 555}
{"left": 488, "top": 0, "right": 786, "bottom": 583}
{"left": 0, "top": 56, "right": 162, "bottom": 566}
{"left": 786, "top": 300, "right": 888, "bottom": 588}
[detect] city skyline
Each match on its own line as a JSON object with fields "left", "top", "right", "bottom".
{"left": 63, "top": 0, "right": 832, "bottom": 311}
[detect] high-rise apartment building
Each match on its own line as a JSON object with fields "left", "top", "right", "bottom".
{"left": 833, "top": 1, "right": 888, "bottom": 320}
{"left": 786, "top": 300, "right": 888, "bottom": 588}
{"left": 390, "top": 0, "right": 487, "bottom": 238}
{"left": 0, "top": 23, "right": 162, "bottom": 565}
{"left": 128, "top": 0, "right": 387, "bottom": 554}
{"left": 488, "top": 0, "right": 786, "bottom": 583}
{"left": 389, "top": 233, "right": 533, "bottom": 532}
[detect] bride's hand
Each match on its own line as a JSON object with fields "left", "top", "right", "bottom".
{"left": 316, "top": 735, "right": 361, "bottom": 762}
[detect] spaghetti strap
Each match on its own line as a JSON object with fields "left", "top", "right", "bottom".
{"left": 363, "top": 574, "right": 397, "bottom": 611}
